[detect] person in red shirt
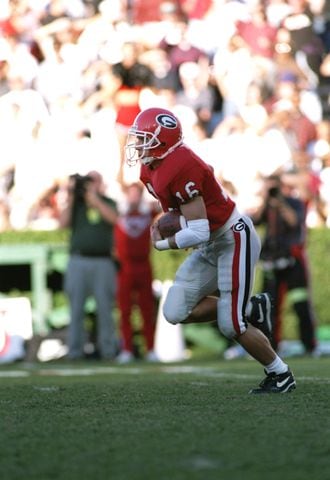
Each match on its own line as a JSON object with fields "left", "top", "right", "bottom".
{"left": 114, "top": 182, "right": 160, "bottom": 363}
{"left": 235, "top": 3, "right": 278, "bottom": 59}
{"left": 111, "top": 41, "right": 155, "bottom": 168}
{"left": 125, "top": 107, "right": 296, "bottom": 394}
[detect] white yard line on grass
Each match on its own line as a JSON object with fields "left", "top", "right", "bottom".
{"left": 0, "top": 365, "right": 329, "bottom": 382}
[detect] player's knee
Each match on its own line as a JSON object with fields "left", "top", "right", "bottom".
{"left": 163, "top": 285, "right": 189, "bottom": 325}
{"left": 218, "top": 321, "right": 238, "bottom": 340}
{"left": 217, "top": 293, "right": 245, "bottom": 339}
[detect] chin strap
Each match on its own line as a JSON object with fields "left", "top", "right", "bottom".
{"left": 158, "top": 140, "right": 183, "bottom": 159}
{"left": 141, "top": 140, "right": 183, "bottom": 165}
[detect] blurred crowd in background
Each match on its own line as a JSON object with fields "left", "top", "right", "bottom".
{"left": 0, "top": 0, "right": 330, "bottom": 231}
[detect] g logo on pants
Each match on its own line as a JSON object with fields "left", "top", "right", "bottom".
{"left": 233, "top": 221, "right": 245, "bottom": 232}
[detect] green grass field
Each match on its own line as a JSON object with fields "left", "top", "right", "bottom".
{"left": 1, "top": 357, "right": 329, "bottom": 480}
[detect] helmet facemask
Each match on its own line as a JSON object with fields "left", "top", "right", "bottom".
{"left": 125, "top": 126, "right": 162, "bottom": 166}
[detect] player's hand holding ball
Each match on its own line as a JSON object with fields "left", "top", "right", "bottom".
{"left": 156, "top": 211, "right": 185, "bottom": 239}
{"left": 151, "top": 211, "right": 186, "bottom": 250}
{"left": 150, "top": 221, "right": 162, "bottom": 243}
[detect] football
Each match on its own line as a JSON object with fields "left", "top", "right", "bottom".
{"left": 157, "top": 211, "right": 186, "bottom": 239}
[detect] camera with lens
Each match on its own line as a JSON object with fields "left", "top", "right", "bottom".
{"left": 268, "top": 186, "right": 280, "bottom": 198}
{"left": 70, "top": 173, "right": 93, "bottom": 200}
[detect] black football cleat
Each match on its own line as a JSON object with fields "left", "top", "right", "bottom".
{"left": 249, "top": 369, "right": 296, "bottom": 394}
{"left": 249, "top": 293, "right": 273, "bottom": 339}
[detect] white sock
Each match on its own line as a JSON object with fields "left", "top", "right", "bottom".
{"left": 265, "top": 355, "right": 288, "bottom": 375}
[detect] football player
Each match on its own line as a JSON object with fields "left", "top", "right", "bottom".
{"left": 125, "top": 107, "right": 296, "bottom": 393}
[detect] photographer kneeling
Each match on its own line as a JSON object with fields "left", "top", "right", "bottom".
{"left": 250, "top": 174, "right": 318, "bottom": 356}
{"left": 59, "top": 171, "right": 119, "bottom": 360}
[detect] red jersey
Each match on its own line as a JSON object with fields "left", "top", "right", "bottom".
{"left": 140, "top": 144, "right": 236, "bottom": 232}
{"left": 115, "top": 206, "right": 158, "bottom": 262}
{"left": 115, "top": 86, "right": 141, "bottom": 127}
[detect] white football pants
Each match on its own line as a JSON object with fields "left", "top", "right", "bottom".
{"left": 163, "top": 215, "right": 261, "bottom": 339}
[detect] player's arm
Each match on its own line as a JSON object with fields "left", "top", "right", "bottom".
{"left": 180, "top": 195, "right": 207, "bottom": 221}
{"left": 153, "top": 196, "right": 210, "bottom": 250}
